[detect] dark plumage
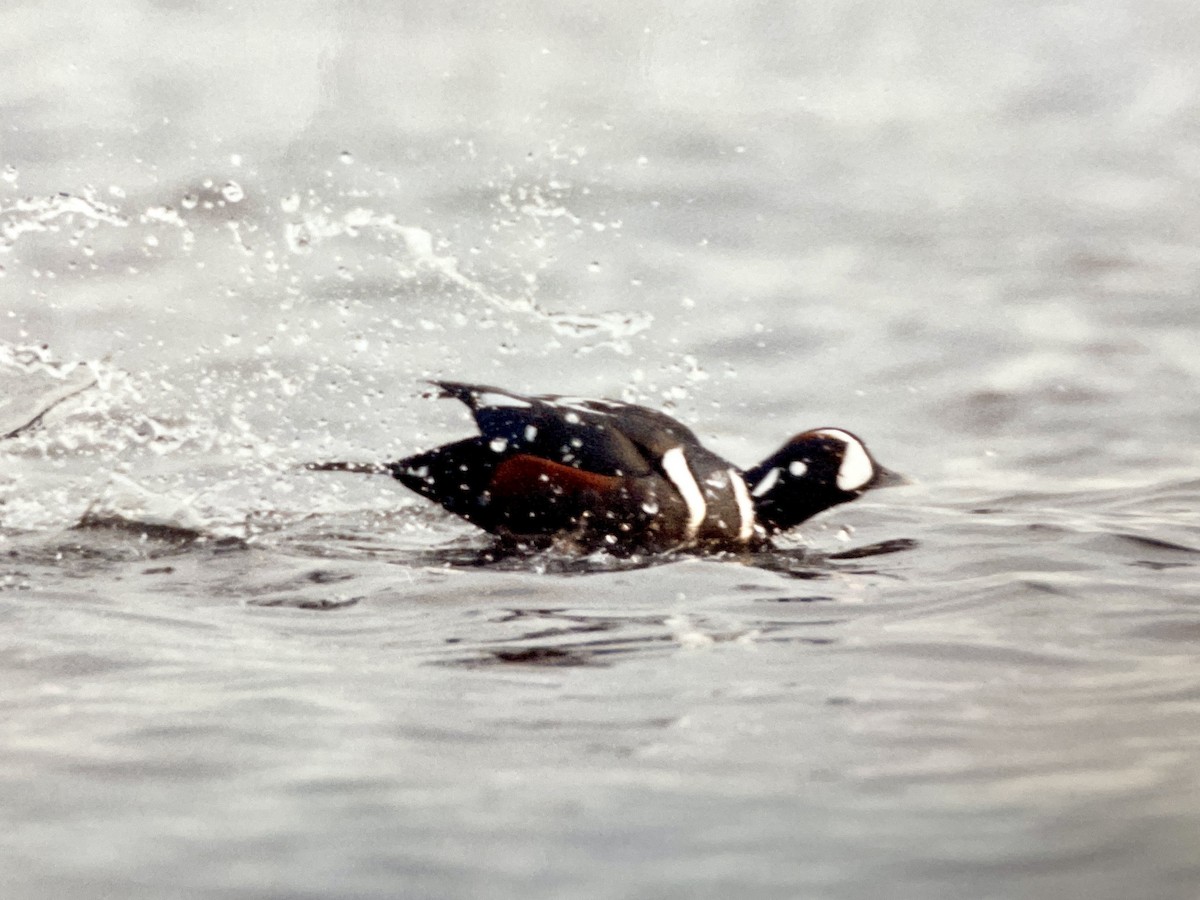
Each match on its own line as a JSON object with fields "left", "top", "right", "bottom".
{"left": 310, "top": 381, "right": 906, "bottom": 552}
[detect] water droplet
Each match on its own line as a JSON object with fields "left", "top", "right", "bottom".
{"left": 1, "top": 165, "right": 16, "bottom": 183}
{"left": 181, "top": 193, "right": 199, "bottom": 210}
{"left": 641, "top": 500, "right": 659, "bottom": 515}
{"left": 339, "top": 150, "right": 354, "bottom": 165}
{"left": 489, "top": 437, "right": 508, "bottom": 453}
{"left": 221, "top": 181, "right": 244, "bottom": 203}
{"left": 284, "top": 222, "right": 311, "bottom": 254}
{"left": 280, "top": 193, "right": 301, "bottom": 213}
{"left": 587, "top": 261, "right": 602, "bottom": 273}
{"left": 230, "top": 153, "right": 243, "bottom": 166}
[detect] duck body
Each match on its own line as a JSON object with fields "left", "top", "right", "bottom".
{"left": 313, "top": 381, "right": 903, "bottom": 553}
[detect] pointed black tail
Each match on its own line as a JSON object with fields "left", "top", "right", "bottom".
{"left": 303, "top": 461, "right": 392, "bottom": 475}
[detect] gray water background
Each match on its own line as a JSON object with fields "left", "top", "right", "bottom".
{"left": 3, "top": 2, "right": 1200, "bottom": 897}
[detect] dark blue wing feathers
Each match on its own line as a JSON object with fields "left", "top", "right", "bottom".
{"left": 428, "top": 380, "right": 654, "bottom": 476}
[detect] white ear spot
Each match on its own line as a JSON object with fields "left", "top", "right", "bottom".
{"left": 829, "top": 434, "right": 874, "bottom": 492}
{"left": 788, "top": 460, "right": 808, "bottom": 478}
{"left": 750, "top": 467, "right": 781, "bottom": 498}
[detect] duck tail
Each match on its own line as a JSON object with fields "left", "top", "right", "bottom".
{"left": 303, "top": 461, "right": 392, "bottom": 475}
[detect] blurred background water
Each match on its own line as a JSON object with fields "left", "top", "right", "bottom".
{"left": 3, "top": 1, "right": 1200, "bottom": 898}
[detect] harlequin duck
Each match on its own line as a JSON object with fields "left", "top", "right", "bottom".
{"left": 309, "top": 380, "right": 906, "bottom": 553}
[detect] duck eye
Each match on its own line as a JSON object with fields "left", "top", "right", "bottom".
{"left": 787, "top": 460, "right": 808, "bottom": 478}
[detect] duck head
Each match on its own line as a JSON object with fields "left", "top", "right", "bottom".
{"left": 743, "top": 428, "right": 906, "bottom": 534}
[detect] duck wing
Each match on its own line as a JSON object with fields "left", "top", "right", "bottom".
{"left": 428, "top": 381, "right": 658, "bottom": 476}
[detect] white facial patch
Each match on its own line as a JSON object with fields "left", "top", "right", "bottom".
{"left": 816, "top": 428, "right": 875, "bottom": 492}
{"left": 728, "top": 469, "right": 755, "bottom": 542}
{"left": 750, "top": 467, "right": 781, "bottom": 498}
{"left": 661, "top": 447, "right": 707, "bottom": 539}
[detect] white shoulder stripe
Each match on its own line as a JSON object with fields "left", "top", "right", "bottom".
{"left": 661, "top": 447, "right": 706, "bottom": 540}
{"left": 728, "top": 469, "right": 755, "bottom": 542}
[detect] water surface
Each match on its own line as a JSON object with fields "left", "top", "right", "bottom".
{"left": 3, "top": 2, "right": 1200, "bottom": 898}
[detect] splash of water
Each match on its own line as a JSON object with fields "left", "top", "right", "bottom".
{"left": 0, "top": 344, "right": 99, "bottom": 439}
{"left": 0, "top": 190, "right": 128, "bottom": 247}
{"left": 284, "top": 209, "right": 652, "bottom": 351}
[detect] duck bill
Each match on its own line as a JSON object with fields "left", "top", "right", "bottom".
{"left": 870, "top": 465, "right": 912, "bottom": 489}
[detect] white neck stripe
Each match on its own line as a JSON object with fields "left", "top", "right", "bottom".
{"left": 661, "top": 447, "right": 706, "bottom": 540}
{"left": 728, "top": 469, "right": 755, "bottom": 542}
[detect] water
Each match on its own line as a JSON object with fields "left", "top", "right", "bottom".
{"left": 3, "top": 2, "right": 1200, "bottom": 898}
